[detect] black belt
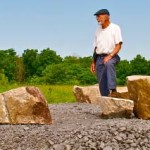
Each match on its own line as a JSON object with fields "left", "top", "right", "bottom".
{"left": 97, "top": 53, "right": 108, "bottom": 57}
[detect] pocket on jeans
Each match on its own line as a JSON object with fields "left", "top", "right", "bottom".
{"left": 115, "top": 55, "right": 120, "bottom": 64}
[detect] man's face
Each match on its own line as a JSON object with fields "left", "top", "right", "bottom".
{"left": 96, "top": 14, "right": 109, "bottom": 25}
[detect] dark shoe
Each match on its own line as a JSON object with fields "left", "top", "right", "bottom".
{"left": 108, "top": 89, "right": 119, "bottom": 98}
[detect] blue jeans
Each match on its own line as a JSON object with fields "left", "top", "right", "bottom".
{"left": 96, "top": 55, "right": 120, "bottom": 96}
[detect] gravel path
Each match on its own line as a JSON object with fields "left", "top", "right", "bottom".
{"left": 0, "top": 102, "right": 150, "bottom": 150}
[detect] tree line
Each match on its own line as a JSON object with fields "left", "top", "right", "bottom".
{"left": 0, "top": 48, "right": 150, "bottom": 85}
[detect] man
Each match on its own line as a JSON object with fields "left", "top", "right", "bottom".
{"left": 90, "top": 9, "right": 123, "bottom": 96}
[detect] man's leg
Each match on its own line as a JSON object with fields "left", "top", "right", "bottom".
{"left": 100, "top": 68, "right": 109, "bottom": 96}
{"left": 105, "top": 55, "right": 120, "bottom": 92}
{"left": 96, "top": 57, "right": 109, "bottom": 96}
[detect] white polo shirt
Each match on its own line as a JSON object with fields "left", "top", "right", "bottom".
{"left": 93, "top": 23, "right": 123, "bottom": 54}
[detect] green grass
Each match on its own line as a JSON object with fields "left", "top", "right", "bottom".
{"left": 0, "top": 83, "right": 19, "bottom": 93}
{"left": 37, "top": 85, "right": 76, "bottom": 103}
{"left": 0, "top": 84, "right": 76, "bottom": 104}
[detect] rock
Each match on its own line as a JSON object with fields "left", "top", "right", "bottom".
{"left": 73, "top": 85, "right": 100, "bottom": 104}
{"left": 100, "top": 141, "right": 105, "bottom": 149}
{"left": 1, "top": 103, "right": 150, "bottom": 149}
{"left": 96, "top": 96, "right": 134, "bottom": 118}
{"left": 103, "top": 146, "right": 113, "bottom": 150}
{"left": 73, "top": 85, "right": 129, "bottom": 105}
{"left": 0, "top": 86, "right": 52, "bottom": 124}
{"left": 0, "top": 94, "right": 9, "bottom": 123}
{"left": 53, "top": 144, "right": 65, "bottom": 150}
{"left": 127, "top": 75, "right": 150, "bottom": 119}
{"left": 65, "top": 145, "right": 71, "bottom": 150}
{"left": 73, "top": 85, "right": 133, "bottom": 118}
{"left": 116, "top": 86, "right": 129, "bottom": 99}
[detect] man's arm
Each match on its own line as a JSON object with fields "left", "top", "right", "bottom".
{"left": 103, "top": 42, "right": 122, "bottom": 64}
{"left": 90, "top": 47, "right": 97, "bottom": 73}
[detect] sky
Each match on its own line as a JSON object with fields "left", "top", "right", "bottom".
{"left": 0, "top": 0, "right": 150, "bottom": 60}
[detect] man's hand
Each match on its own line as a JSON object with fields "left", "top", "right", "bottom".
{"left": 103, "top": 55, "right": 112, "bottom": 64}
{"left": 90, "top": 62, "right": 96, "bottom": 73}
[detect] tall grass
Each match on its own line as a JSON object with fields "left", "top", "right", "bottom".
{"left": 37, "top": 85, "right": 76, "bottom": 103}
{"left": 0, "top": 83, "right": 19, "bottom": 93}
{"left": 0, "top": 84, "right": 76, "bottom": 104}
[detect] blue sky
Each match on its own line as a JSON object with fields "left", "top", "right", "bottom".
{"left": 0, "top": 0, "right": 150, "bottom": 60}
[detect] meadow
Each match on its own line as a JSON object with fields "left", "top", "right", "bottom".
{"left": 0, "top": 84, "right": 76, "bottom": 103}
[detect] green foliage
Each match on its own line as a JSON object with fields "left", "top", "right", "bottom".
{"left": 0, "top": 47, "right": 150, "bottom": 104}
{"left": 0, "top": 48, "right": 150, "bottom": 86}
{"left": 0, "top": 49, "right": 17, "bottom": 81}
{"left": 15, "top": 57, "right": 25, "bottom": 82}
{"left": 42, "top": 57, "right": 97, "bottom": 85}
{"left": 63, "top": 56, "right": 80, "bottom": 63}
{"left": 116, "top": 55, "right": 150, "bottom": 85}
{"left": 116, "top": 60, "right": 131, "bottom": 85}
{"left": 36, "top": 48, "right": 62, "bottom": 76}
{"left": 22, "top": 49, "right": 39, "bottom": 79}
{"left": 27, "top": 75, "right": 43, "bottom": 85}
{"left": 147, "top": 60, "right": 150, "bottom": 75}
{"left": 42, "top": 63, "right": 67, "bottom": 84}
{"left": 0, "top": 84, "right": 75, "bottom": 103}
{"left": 37, "top": 85, "right": 76, "bottom": 103}
{"left": 130, "top": 55, "right": 148, "bottom": 75}
{"left": 0, "top": 70, "right": 8, "bottom": 86}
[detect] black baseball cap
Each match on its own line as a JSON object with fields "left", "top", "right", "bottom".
{"left": 94, "top": 9, "right": 110, "bottom": 16}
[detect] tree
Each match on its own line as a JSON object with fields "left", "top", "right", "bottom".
{"left": 36, "top": 48, "right": 62, "bottom": 76}
{"left": 147, "top": 60, "right": 150, "bottom": 75}
{"left": 0, "top": 49, "right": 17, "bottom": 81}
{"left": 15, "top": 57, "right": 25, "bottom": 82}
{"left": 116, "top": 60, "right": 131, "bottom": 85}
{"left": 42, "top": 63, "right": 67, "bottom": 84}
{"left": 22, "top": 49, "right": 39, "bottom": 80}
{"left": 63, "top": 56, "right": 80, "bottom": 64}
{"left": 0, "top": 69, "right": 8, "bottom": 87}
{"left": 42, "top": 57, "right": 97, "bottom": 85}
{"left": 130, "top": 54, "right": 148, "bottom": 75}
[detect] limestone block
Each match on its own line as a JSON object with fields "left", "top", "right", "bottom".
{"left": 127, "top": 75, "right": 150, "bottom": 119}
{"left": 73, "top": 85, "right": 100, "bottom": 104}
{"left": 96, "top": 96, "right": 134, "bottom": 118}
{"left": 0, "top": 86, "right": 52, "bottom": 124}
{"left": 73, "top": 85, "right": 129, "bottom": 104}
{"left": 116, "top": 87, "right": 129, "bottom": 99}
{"left": 0, "top": 94, "right": 9, "bottom": 123}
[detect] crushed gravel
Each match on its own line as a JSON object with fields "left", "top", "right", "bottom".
{"left": 0, "top": 102, "right": 150, "bottom": 150}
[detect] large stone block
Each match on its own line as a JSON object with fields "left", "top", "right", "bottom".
{"left": 127, "top": 75, "right": 150, "bottom": 119}
{"left": 116, "top": 87, "right": 129, "bottom": 99}
{"left": 73, "top": 85, "right": 129, "bottom": 104}
{"left": 96, "top": 96, "right": 134, "bottom": 118}
{"left": 73, "top": 85, "right": 100, "bottom": 104}
{"left": 0, "top": 94, "right": 9, "bottom": 123}
{"left": 0, "top": 86, "right": 52, "bottom": 124}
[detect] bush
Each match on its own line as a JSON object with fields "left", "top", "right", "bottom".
{"left": 0, "top": 72, "right": 8, "bottom": 86}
